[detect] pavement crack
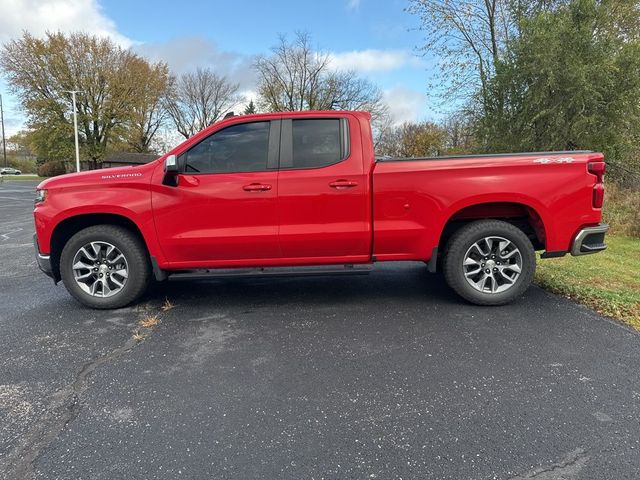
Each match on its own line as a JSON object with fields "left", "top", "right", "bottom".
{"left": 0, "top": 337, "right": 139, "bottom": 480}
{"left": 0, "top": 302, "right": 172, "bottom": 480}
{"left": 509, "top": 448, "right": 589, "bottom": 479}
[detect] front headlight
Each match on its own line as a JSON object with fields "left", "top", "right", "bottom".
{"left": 35, "top": 189, "right": 48, "bottom": 204}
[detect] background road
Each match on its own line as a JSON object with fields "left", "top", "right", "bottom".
{"left": 1, "top": 180, "right": 639, "bottom": 479}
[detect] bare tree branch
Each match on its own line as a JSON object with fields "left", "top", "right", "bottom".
{"left": 254, "top": 32, "right": 388, "bottom": 122}
{"left": 164, "top": 67, "right": 243, "bottom": 139}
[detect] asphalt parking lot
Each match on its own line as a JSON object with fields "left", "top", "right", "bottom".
{"left": 1, "top": 180, "right": 640, "bottom": 479}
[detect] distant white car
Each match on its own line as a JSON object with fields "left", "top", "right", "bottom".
{"left": 0, "top": 167, "right": 22, "bottom": 175}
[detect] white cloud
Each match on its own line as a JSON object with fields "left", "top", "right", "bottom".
{"left": 134, "top": 37, "right": 257, "bottom": 90}
{"left": 0, "top": 0, "right": 132, "bottom": 46}
{"left": 346, "top": 0, "right": 361, "bottom": 10}
{"left": 383, "top": 87, "right": 427, "bottom": 126}
{"left": 239, "top": 89, "right": 258, "bottom": 105}
{"left": 329, "top": 49, "right": 420, "bottom": 73}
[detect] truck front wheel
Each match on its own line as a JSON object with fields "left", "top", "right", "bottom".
{"left": 443, "top": 220, "right": 536, "bottom": 305}
{"left": 60, "top": 225, "right": 151, "bottom": 309}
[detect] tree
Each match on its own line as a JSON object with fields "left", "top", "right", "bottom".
{"left": 6, "top": 131, "right": 33, "bottom": 157}
{"left": 407, "top": 0, "right": 511, "bottom": 107}
{"left": 478, "top": 0, "right": 640, "bottom": 170}
{"left": 376, "top": 121, "right": 446, "bottom": 157}
{"left": 0, "top": 32, "right": 169, "bottom": 166}
{"left": 243, "top": 100, "right": 257, "bottom": 115}
{"left": 121, "top": 59, "right": 170, "bottom": 153}
{"left": 254, "top": 32, "right": 388, "bottom": 122}
{"left": 165, "top": 67, "right": 243, "bottom": 139}
{"left": 441, "top": 113, "right": 476, "bottom": 154}
{"left": 407, "top": 0, "right": 567, "bottom": 109}
{"left": 7, "top": 130, "right": 50, "bottom": 163}
{"left": 23, "top": 119, "right": 75, "bottom": 164}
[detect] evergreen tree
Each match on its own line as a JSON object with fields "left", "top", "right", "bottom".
{"left": 243, "top": 100, "right": 257, "bottom": 115}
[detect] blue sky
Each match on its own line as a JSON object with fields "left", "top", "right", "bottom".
{"left": 0, "top": 0, "right": 437, "bottom": 138}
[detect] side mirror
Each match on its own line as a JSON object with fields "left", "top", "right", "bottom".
{"left": 164, "top": 154, "right": 178, "bottom": 173}
{"left": 163, "top": 154, "right": 179, "bottom": 187}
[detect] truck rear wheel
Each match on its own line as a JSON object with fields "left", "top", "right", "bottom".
{"left": 60, "top": 225, "right": 151, "bottom": 309}
{"left": 443, "top": 220, "right": 535, "bottom": 305}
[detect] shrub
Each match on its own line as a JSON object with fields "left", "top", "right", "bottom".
{"left": 37, "top": 161, "right": 67, "bottom": 177}
{"left": 604, "top": 182, "right": 640, "bottom": 238}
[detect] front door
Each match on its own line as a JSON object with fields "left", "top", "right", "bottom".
{"left": 152, "top": 120, "right": 280, "bottom": 267}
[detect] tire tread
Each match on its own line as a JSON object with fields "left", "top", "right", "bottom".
{"left": 59, "top": 225, "right": 150, "bottom": 309}
{"left": 443, "top": 220, "right": 536, "bottom": 306}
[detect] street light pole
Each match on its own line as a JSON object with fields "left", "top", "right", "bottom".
{"left": 0, "top": 93, "right": 7, "bottom": 168}
{"left": 65, "top": 90, "right": 82, "bottom": 172}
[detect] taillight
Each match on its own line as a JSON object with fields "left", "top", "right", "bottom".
{"left": 588, "top": 162, "right": 606, "bottom": 183}
{"left": 593, "top": 184, "right": 605, "bottom": 208}
{"left": 588, "top": 162, "right": 606, "bottom": 208}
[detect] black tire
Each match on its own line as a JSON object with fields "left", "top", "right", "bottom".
{"left": 60, "top": 225, "right": 151, "bottom": 309}
{"left": 443, "top": 220, "right": 535, "bottom": 306}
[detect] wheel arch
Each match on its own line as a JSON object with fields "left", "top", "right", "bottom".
{"left": 49, "top": 213, "right": 149, "bottom": 282}
{"left": 437, "top": 201, "right": 547, "bottom": 261}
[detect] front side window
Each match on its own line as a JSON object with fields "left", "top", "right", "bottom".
{"left": 291, "top": 119, "right": 343, "bottom": 169}
{"left": 184, "top": 121, "right": 270, "bottom": 174}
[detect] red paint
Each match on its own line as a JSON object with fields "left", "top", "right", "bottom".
{"left": 277, "top": 113, "right": 371, "bottom": 262}
{"left": 152, "top": 170, "right": 280, "bottom": 264}
{"left": 34, "top": 111, "right": 605, "bottom": 272}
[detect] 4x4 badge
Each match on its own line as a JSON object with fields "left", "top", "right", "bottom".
{"left": 534, "top": 157, "right": 575, "bottom": 164}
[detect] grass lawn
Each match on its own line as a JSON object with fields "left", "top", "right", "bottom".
{"left": 536, "top": 235, "right": 640, "bottom": 330}
{"left": 1, "top": 175, "right": 45, "bottom": 181}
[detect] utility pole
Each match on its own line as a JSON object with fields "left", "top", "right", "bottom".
{"left": 0, "top": 93, "right": 7, "bottom": 168}
{"left": 65, "top": 90, "right": 82, "bottom": 172}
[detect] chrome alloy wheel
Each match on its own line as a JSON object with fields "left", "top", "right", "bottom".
{"left": 462, "top": 236, "right": 523, "bottom": 294}
{"left": 71, "top": 241, "right": 129, "bottom": 298}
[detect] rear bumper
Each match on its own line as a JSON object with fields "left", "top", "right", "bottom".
{"left": 571, "top": 223, "right": 608, "bottom": 256}
{"left": 33, "top": 234, "right": 55, "bottom": 280}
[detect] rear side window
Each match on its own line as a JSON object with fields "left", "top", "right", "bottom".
{"left": 184, "top": 121, "right": 270, "bottom": 174}
{"left": 291, "top": 119, "right": 343, "bottom": 169}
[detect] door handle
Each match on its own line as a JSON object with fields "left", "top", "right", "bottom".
{"left": 243, "top": 183, "right": 272, "bottom": 192}
{"left": 329, "top": 179, "right": 358, "bottom": 189}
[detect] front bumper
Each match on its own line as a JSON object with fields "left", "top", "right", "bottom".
{"left": 33, "top": 234, "right": 55, "bottom": 280}
{"left": 571, "top": 223, "right": 608, "bottom": 256}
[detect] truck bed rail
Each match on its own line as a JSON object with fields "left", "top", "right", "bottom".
{"left": 376, "top": 151, "right": 593, "bottom": 163}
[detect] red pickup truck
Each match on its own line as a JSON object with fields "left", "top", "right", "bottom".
{"left": 34, "top": 111, "right": 608, "bottom": 309}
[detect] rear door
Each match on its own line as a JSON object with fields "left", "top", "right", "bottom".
{"left": 277, "top": 115, "right": 371, "bottom": 262}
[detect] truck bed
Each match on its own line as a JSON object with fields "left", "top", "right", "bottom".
{"left": 371, "top": 150, "right": 604, "bottom": 261}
